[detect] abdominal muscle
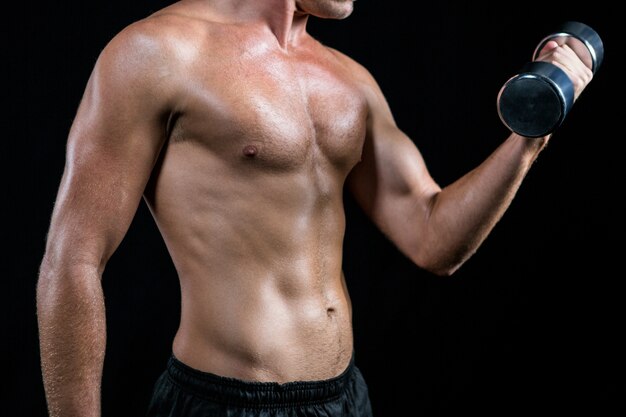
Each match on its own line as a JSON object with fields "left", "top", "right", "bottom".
{"left": 145, "top": 143, "right": 355, "bottom": 383}
{"left": 171, "top": 267, "right": 354, "bottom": 383}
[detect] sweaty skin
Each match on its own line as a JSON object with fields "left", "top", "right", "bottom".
{"left": 36, "top": 1, "right": 593, "bottom": 416}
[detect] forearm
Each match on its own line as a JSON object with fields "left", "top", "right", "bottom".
{"left": 36, "top": 262, "right": 106, "bottom": 417}
{"left": 424, "top": 133, "right": 547, "bottom": 274}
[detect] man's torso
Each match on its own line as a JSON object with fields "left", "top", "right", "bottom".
{"left": 140, "top": 4, "right": 369, "bottom": 383}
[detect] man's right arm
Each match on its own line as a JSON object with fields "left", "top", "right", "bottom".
{"left": 36, "top": 20, "right": 177, "bottom": 417}
{"left": 344, "top": 42, "right": 592, "bottom": 276}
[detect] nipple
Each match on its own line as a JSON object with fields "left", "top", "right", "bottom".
{"left": 242, "top": 145, "right": 258, "bottom": 158}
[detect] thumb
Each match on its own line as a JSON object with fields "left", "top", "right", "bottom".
{"left": 535, "top": 39, "right": 559, "bottom": 61}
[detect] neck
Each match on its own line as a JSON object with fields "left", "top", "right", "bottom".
{"left": 199, "top": 0, "right": 309, "bottom": 48}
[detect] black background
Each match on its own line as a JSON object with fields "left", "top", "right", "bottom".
{"left": 4, "top": 1, "right": 625, "bottom": 416}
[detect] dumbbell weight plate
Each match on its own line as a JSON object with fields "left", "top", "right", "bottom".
{"left": 498, "top": 21, "right": 603, "bottom": 138}
{"left": 497, "top": 61, "right": 574, "bottom": 138}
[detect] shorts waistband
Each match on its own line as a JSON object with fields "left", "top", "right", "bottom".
{"left": 165, "top": 353, "right": 356, "bottom": 408}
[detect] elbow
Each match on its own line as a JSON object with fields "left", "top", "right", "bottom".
{"left": 421, "top": 260, "right": 463, "bottom": 278}
{"left": 429, "top": 263, "right": 463, "bottom": 277}
{"left": 409, "top": 249, "right": 468, "bottom": 278}
{"left": 37, "top": 253, "right": 62, "bottom": 289}
{"left": 36, "top": 254, "right": 105, "bottom": 323}
{"left": 38, "top": 247, "right": 105, "bottom": 280}
{"left": 36, "top": 255, "right": 62, "bottom": 303}
{"left": 37, "top": 255, "right": 57, "bottom": 293}
{"left": 38, "top": 253, "right": 57, "bottom": 280}
{"left": 36, "top": 253, "right": 103, "bottom": 298}
{"left": 37, "top": 258, "right": 58, "bottom": 318}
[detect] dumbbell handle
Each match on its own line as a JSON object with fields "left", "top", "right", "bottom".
{"left": 532, "top": 21, "right": 603, "bottom": 72}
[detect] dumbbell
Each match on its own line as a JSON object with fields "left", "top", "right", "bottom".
{"left": 497, "top": 21, "right": 603, "bottom": 138}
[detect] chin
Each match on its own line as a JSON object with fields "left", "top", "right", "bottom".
{"left": 296, "top": 0, "right": 355, "bottom": 20}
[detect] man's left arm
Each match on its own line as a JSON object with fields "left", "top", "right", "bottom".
{"left": 346, "top": 42, "right": 592, "bottom": 276}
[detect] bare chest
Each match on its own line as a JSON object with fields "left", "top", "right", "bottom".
{"left": 170, "top": 50, "right": 367, "bottom": 173}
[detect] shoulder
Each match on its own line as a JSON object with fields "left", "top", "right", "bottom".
{"left": 85, "top": 11, "right": 220, "bottom": 107}
{"left": 310, "top": 41, "right": 395, "bottom": 120}
{"left": 319, "top": 44, "right": 388, "bottom": 109}
{"left": 95, "top": 13, "right": 203, "bottom": 77}
{"left": 322, "top": 45, "right": 383, "bottom": 93}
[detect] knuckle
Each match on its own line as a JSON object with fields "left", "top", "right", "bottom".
{"left": 576, "top": 77, "right": 584, "bottom": 89}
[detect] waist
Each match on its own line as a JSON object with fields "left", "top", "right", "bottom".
{"left": 165, "top": 351, "right": 358, "bottom": 407}
{"left": 173, "top": 273, "right": 354, "bottom": 382}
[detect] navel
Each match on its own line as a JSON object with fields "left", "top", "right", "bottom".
{"left": 242, "top": 144, "right": 258, "bottom": 158}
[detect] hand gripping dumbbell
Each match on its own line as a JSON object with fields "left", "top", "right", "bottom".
{"left": 497, "top": 21, "right": 603, "bottom": 138}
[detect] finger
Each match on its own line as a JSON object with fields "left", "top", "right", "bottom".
{"left": 560, "top": 44, "right": 594, "bottom": 79}
{"left": 548, "top": 45, "right": 594, "bottom": 95}
{"left": 538, "top": 44, "right": 590, "bottom": 85}
{"left": 535, "top": 40, "right": 559, "bottom": 61}
{"left": 548, "top": 58, "right": 589, "bottom": 100}
{"left": 548, "top": 46, "right": 578, "bottom": 76}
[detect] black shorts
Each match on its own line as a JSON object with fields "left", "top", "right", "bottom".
{"left": 145, "top": 353, "right": 374, "bottom": 417}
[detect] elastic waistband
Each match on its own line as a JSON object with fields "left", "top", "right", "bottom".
{"left": 166, "top": 353, "right": 356, "bottom": 408}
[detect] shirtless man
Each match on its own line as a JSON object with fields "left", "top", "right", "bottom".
{"left": 35, "top": 1, "right": 594, "bottom": 416}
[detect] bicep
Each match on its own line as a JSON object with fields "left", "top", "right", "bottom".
{"left": 44, "top": 36, "right": 172, "bottom": 269}
{"left": 348, "top": 121, "right": 439, "bottom": 228}
{"left": 346, "top": 81, "right": 440, "bottom": 254}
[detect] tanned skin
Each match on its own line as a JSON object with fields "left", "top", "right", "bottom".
{"left": 36, "top": 1, "right": 593, "bottom": 416}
